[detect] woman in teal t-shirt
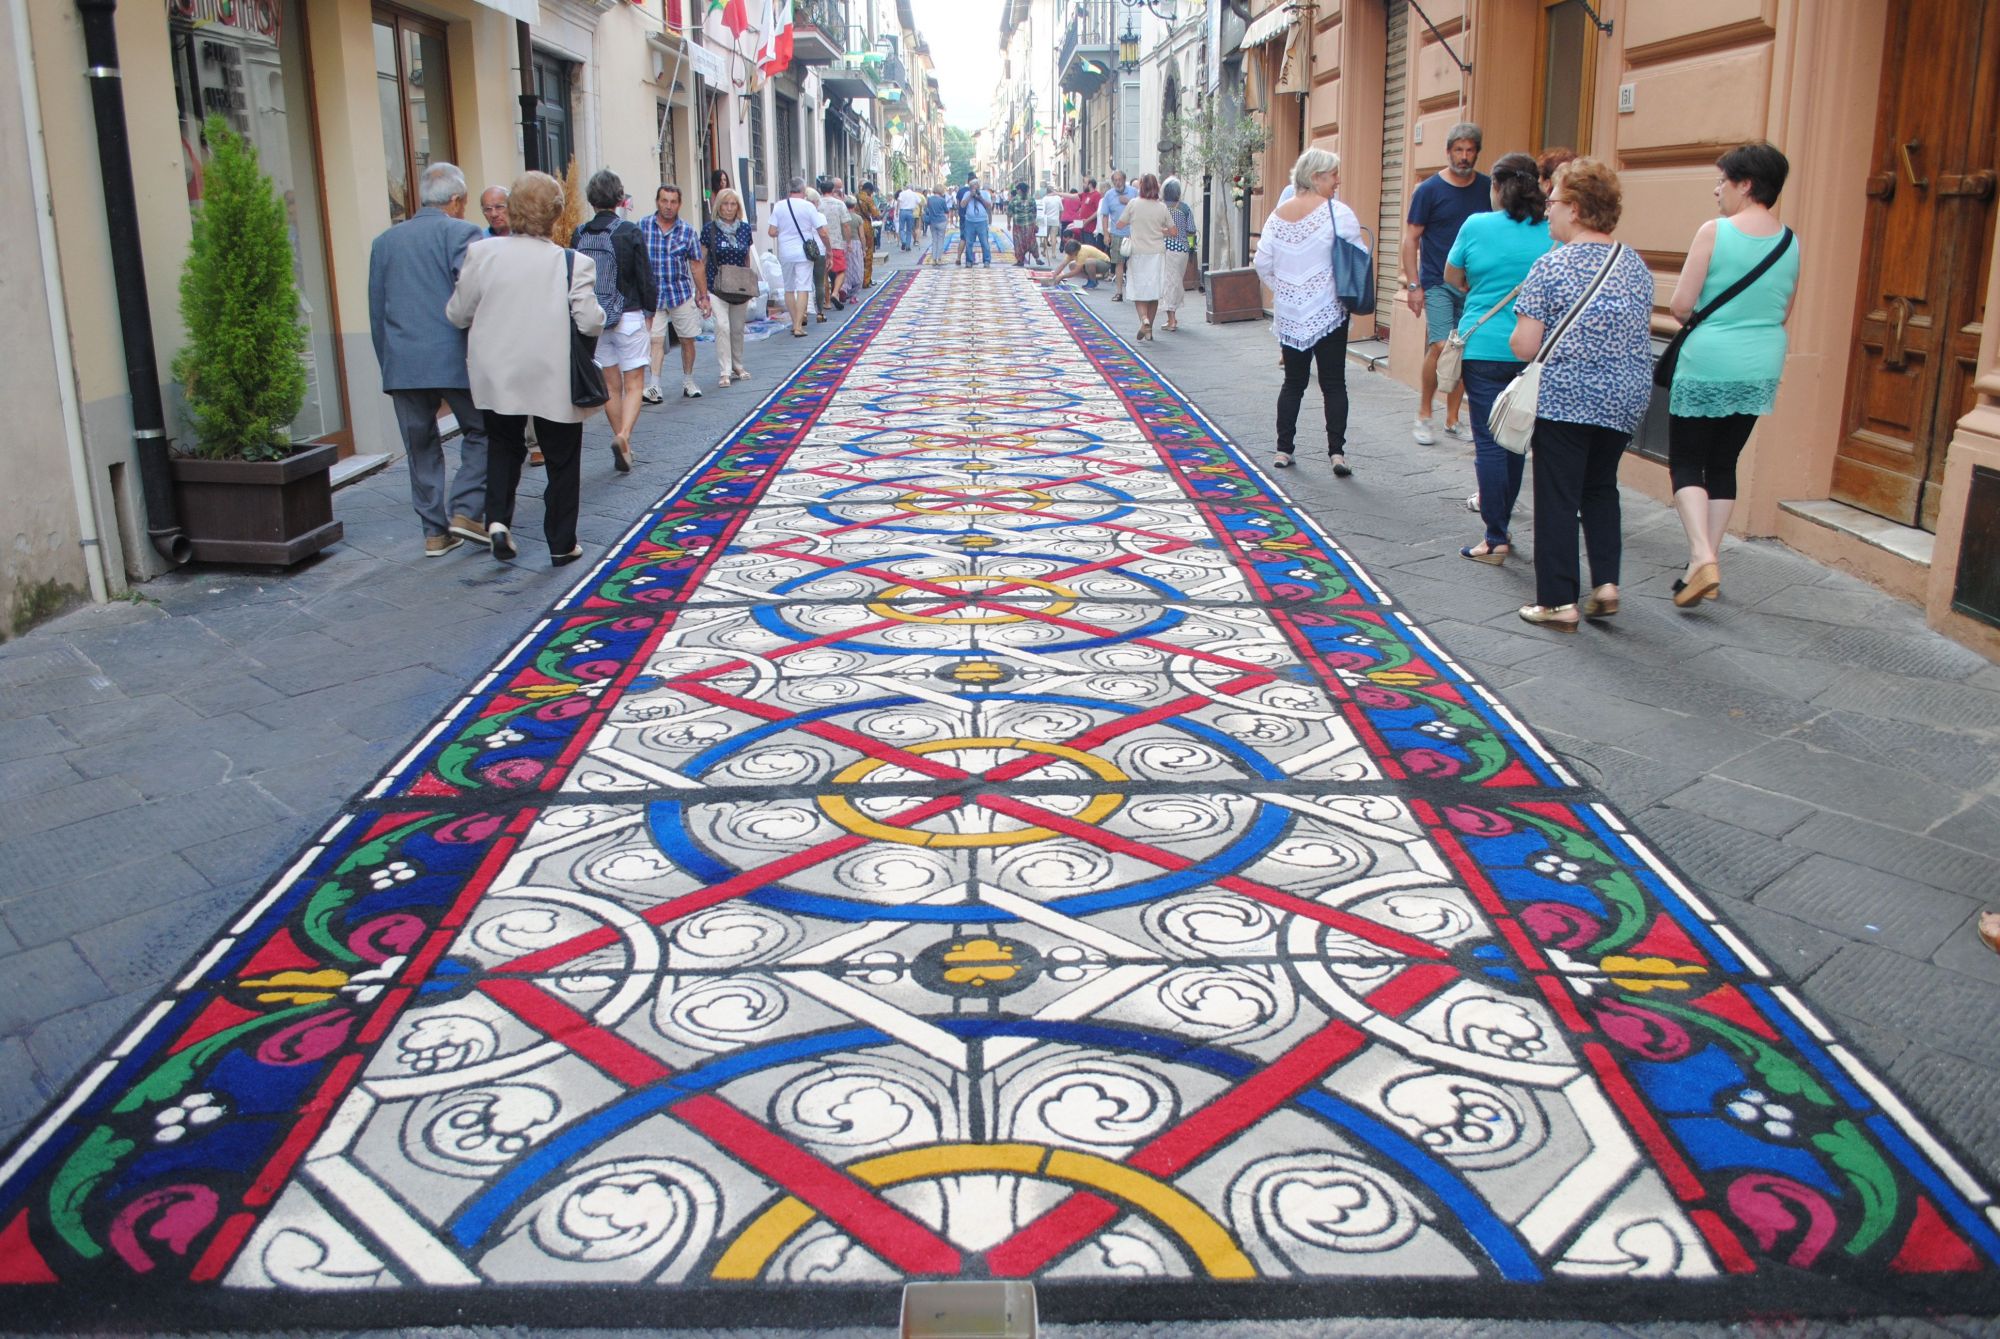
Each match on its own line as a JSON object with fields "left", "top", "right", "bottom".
{"left": 1664, "top": 141, "right": 1799, "bottom": 607}
{"left": 1444, "top": 153, "right": 1556, "bottom": 564}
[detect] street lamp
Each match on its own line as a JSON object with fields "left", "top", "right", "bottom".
{"left": 1117, "top": 19, "right": 1140, "bottom": 72}
{"left": 1117, "top": 0, "right": 1177, "bottom": 18}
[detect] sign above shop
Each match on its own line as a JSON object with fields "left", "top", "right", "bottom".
{"left": 686, "top": 41, "right": 726, "bottom": 84}
{"left": 168, "top": 0, "right": 280, "bottom": 45}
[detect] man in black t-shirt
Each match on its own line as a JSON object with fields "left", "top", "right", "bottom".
{"left": 1400, "top": 122, "right": 1490, "bottom": 445}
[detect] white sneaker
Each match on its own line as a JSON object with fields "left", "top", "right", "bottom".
{"left": 1445, "top": 421, "right": 1474, "bottom": 442}
{"left": 682, "top": 377, "right": 703, "bottom": 399}
{"left": 1412, "top": 418, "right": 1437, "bottom": 446}
{"left": 1466, "top": 492, "right": 1481, "bottom": 513}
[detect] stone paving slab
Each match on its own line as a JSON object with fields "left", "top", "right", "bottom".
{"left": 0, "top": 256, "right": 1995, "bottom": 1333}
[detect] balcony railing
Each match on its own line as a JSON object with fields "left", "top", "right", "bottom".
{"left": 793, "top": 0, "right": 844, "bottom": 64}
{"left": 1058, "top": 0, "right": 1117, "bottom": 91}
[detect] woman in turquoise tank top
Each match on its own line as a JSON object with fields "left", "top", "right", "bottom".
{"left": 1663, "top": 143, "right": 1800, "bottom": 607}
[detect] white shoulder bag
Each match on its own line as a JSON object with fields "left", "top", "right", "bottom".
{"left": 1436, "top": 281, "right": 1522, "bottom": 395}
{"left": 1487, "top": 244, "right": 1625, "bottom": 455}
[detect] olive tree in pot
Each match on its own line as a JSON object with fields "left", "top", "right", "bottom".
{"left": 169, "top": 115, "right": 341, "bottom": 565}
{"left": 1164, "top": 101, "right": 1268, "bottom": 324}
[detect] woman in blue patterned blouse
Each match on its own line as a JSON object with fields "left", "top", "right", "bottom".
{"left": 1508, "top": 158, "right": 1656, "bottom": 632}
{"left": 702, "top": 188, "right": 755, "bottom": 387}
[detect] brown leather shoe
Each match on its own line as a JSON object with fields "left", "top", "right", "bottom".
{"left": 423, "top": 533, "right": 463, "bottom": 558}
{"left": 448, "top": 515, "right": 490, "bottom": 545}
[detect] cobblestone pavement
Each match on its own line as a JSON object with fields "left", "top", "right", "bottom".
{"left": 1, "top": 250, "right": 1997, "bottom": 1333}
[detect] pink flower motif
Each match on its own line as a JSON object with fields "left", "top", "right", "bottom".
{"left": 1268, "top": 583, "right": 1314, "bottom": 601}
{"left": 1520, "top": 900, "right": 1599, "bottom": 949}
{"left": 110, "top": 1186, "right": 219, "bottom": 1273}
{"left": 436, "top": 812, "right": 506, "bottom": 844}
{"left": 1444, "top": 805, "right": 1515, "bottom": 838}
{"left": 349, "top": 913, "right": 425, "bottom": 963}
{"left": 634, "top": 587, "right": 678, "bottom": 604}
{"left": 535, "top": 697, "right": 594, "bottom": 722}
{"left": 1401, "top": 747, "right": 1461, "bottom": 777}
{"left": 1292, "top": 611, "right": 1338, "bottom": 626}
{"left": 1353, "top": 686, "right": 1411, "bottom": 710}
{"left": 1593, "top": 999, "right": 1692, "bottom": 1060}
{"left": 1728, "top": 1174, "right": 1838, "bottom": 1268}
{"left": 480, "top": 756, "right": 546, "bottom": 788}
{"left": 256, "top": 1010, "right": 356, "bottom": 1066}
{"left": 610, "top": 616, "right": 654, "bottom": 633}
{"left": 574, "top": 659, "right": 623, "bottom": 681}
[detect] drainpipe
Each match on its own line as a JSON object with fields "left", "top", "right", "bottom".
{"left": 518, "top": 20, "right": 542, "bottom": 172}
{"left": 12, "top": 0, "right": 109, "bottom": 601}
{"left": 73, "top": 0, "right": 188, "bottom": 565}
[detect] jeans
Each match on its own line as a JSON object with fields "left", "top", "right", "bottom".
{"left": 962, "top": 219, "right": 992, "bottom": 265}
{"left": 483, "top": 413, "right": 582, "bottom": 557}
{"left": 390, "top": 388, "right": 487, "bottom": 535}
{"left": 1530, "top": 417, "right": 1629, "bottom": 607}
{"left": 898, "top": 210, "right": 915, "bottom": 248}
{"left": 927, "top": 223, "right": 948, "bottom": 263}
{"left": 1277, "top": 323, "right": 1351, "bottom": 456}
{"left": 1461, "top": 358, "right": 1528, "bottom": 548}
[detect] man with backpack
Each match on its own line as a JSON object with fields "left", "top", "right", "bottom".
{"left": 576, "top": 169, "right": 658, "bottom": 472}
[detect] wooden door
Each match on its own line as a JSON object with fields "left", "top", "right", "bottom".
{"left": 1835, "top": 0, "right": 2000, "bottom": 531}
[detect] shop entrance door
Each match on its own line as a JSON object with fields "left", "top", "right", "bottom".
{"left": 1835, "top": 0, "right": 1999, "bottom": 531}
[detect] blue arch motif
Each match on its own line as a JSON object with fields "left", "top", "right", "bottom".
{"left": 446, "top": 1016, "right": 1543, "bottom": 1282}
{"left": 653, "top": 691, "right": 1292, "bottom": 921}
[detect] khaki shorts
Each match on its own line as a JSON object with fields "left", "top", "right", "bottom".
{"left": 653, "top": 301, "right": 703, "bottom": 340}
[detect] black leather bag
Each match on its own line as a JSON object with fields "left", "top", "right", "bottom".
{"left": 565, "top": 249, "right": 610, "bottom": 409}
{"left": 788, "top": 200, "right": 822, "bottom": 262}
{"left": 1655, "top": 227, "right": 1794, "bottom": 389}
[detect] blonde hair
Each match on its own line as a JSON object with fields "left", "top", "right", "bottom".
{"left": 712, "top": 187, "right": 744, "bottom": 221}
{"left": 1291, "top": 147, "right": 1340, "bottom": 193}
{"left": 509, "top": 170, "right": 564, "bottom": 239}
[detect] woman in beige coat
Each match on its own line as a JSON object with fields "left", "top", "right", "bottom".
{"left": 447, "top": 170, "right": 606, "bottom": 566}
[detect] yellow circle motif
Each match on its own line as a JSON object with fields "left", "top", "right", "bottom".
{"left": 890, "top": 487, "right": 1054, "bottom": 517}
{"left": 866, "top": 574, "right": 1078, "bottom": 625}
{"left": 817, "top": 738, "right": 1126, "bottom": 847}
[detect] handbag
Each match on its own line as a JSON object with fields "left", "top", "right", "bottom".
{"left": 709, "top": 224, "right": 757, "bottom": 303}
{"left": 1654, "top": 226, "right": 1794, "bottom": 388}
{"left": 787, "top": 200, "right": 821, "bottom": 263}
{"left": 1119, "top": 236, "right": 1133, "bottom": 259}
{"left": 564, "top": 249, "right": 610, "bottom": 410}
{"left": 1488, "top": 243, "right": 1626, "bottom": 455}
{"left": 1326, "top": 201, "right": 1375, "bottom": 314}
{"left": 1436, "top": 282, "right": 1523, "bottom": 394}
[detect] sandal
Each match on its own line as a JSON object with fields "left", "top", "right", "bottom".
{"left": 1460, "top": 541, "right": 1509, "bottom": 565}
{"left": 1330, "top": 454, "right": 1353, "bottom": 479}
{"left": 1273, "top": 449, "right": 1296, "bottom": 468}
{"left": 1583, "top": 586, "right": 1620, "bottom": 618}
{"left": 1671, "top": 576, "right": 1721, "bottom": 601}
{"left": 612, "top": 438, "right": 633, "bottom": 474}
{"left": 1980, "top": 912, "right": 2000, "bottom": 956}
{"left": 1674, "top": 562, "right": 1720, "bottom": 608}
{"left": 1518, "top": 603, "right": 1580, "bottom": 633}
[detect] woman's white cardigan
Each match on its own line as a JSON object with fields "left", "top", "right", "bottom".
{"left": 1253, "top": 196, "right": 1365, "bottom": 351}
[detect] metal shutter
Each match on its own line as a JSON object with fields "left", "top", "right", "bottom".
{"left": 1374, "top": 0, "right": 1408, "bottom": 334}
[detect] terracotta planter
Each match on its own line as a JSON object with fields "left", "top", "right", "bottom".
{"left": 169, "top": 442, "right": 343, "bottom": 566}
{"left": 1205, "top": 266, "right": 1265, "bottom": 324}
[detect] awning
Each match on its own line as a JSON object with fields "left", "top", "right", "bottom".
{"left": 467, "top": 0, "right": 538, "bottom": 23}
{"left": 1241, "top": 2, "right": 1298, "bottom": 49}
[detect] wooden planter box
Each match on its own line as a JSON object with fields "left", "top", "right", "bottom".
{"left": 1205, "top": 265, "right": 1265, "bottom": 324}
{"left": 170, "top": 442, "right": 343, "bottom": 566}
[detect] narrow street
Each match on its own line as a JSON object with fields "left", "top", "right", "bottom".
{"left": 2, "top": 254, "right": 1998, "bottom": 1333}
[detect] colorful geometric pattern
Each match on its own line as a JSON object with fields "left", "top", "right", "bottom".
{"left": 5, "top": 268, "right": 1998, "bottom": 1327}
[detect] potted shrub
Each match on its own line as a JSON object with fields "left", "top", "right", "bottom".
{"left": 169, "top": 115, "right": 340, "bottom": 565}
{"left": 1166, "top": 103, "right": 1268, "bottom": 324}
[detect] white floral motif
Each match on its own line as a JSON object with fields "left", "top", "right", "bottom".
{"left": 1418, "top": 721, "right": 1463, "bottom": 742}
{"left": 484, "top": 728, "right": 527, "bottom": 751}
{"left": 1725, "top": 1088, "right": 1795, "bottom": 1140}
{"left": 154, "top": 1092, "right": 225, "bottom": 1142}
{"left": 369, "top": 860, "right": 417, "bottom": 890}
{"left": 1531, "top": 853, "right": 1584, "bottom": 884}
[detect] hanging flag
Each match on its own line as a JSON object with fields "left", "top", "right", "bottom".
{"left": 1078, "top": 58, "right": 1104, "bottom": 75}
{"left": 716, "top": 0, "right": 750, "bottom": 37}
{"left": 756, "top": 0, "right": 793, "bottom": 74}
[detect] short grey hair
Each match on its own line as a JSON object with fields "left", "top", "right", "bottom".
{"left": 1161, "top": 176, "right": 1182, "bottom": 204}
{"left": 585, "top": 169, "right": 624, "bottom": 211}
{"left": 1291, "top": 147, "right": 1340, "bottom": 192}
{"left": 1446, "top": 121, "right": 1483, "bottom": 152}
{"left": 419, "top": 162, "right": 467, "bottom": 207}
{"left": 788, "top": 175, "right": 808, "bottom": 194}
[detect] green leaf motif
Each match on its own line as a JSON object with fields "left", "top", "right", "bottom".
{"left": 1585, "top": 869, "right": 1649, "bottom": 954}
{"left": 112, "top": 1004, "right": 323, "bottom": 1115}
{"left": 1504, "top": 806, "right": 1614, "bottom": 864}
{"left": 301, "top": 816, "right": 444, "bottom": 960}
{"left": 48, "top": 1125, "right": 134, "bottom": 1259}
{"left": 1637, "top": 997, "right": 1834, "bottom": 1107}
{"left": 1813, "top": 1119, "right": 1898, "bottom": 1255}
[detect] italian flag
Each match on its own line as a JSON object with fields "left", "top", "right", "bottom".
{"left": 710, "top": 0, "right": 749, "bottom": 37}
{"left": 756, "top": 0, "right": 793, "bottom": 74}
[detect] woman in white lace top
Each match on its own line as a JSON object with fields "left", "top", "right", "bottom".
{"left": 1253, "top": 147, "right": 1366, "bottom": 476}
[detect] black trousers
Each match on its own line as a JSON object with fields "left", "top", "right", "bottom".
{"left": 1277, "top": 323, "right": 1351, "bottom": 455}
{"left": 484, "top": 413, "right": 583, "bottom": 557}
{"left": 1667, "top": 412, "right": 1758, "bottom": 499}
{"left": 1530, "top": 417, "right": 1628, "bottom": 608}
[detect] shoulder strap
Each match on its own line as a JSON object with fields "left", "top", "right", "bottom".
{"left": 1687, "top": 226, "right": 1794, "bottom": 329}
{"left": 1535, "top": 243, "right": 1624, "bottom": 366}
{"left": 1463, "top": 282, "right": 1525, "bottom": 338}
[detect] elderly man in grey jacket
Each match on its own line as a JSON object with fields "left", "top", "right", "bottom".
{"left": 368, "top": 162, "right": 491, "bottom": 556}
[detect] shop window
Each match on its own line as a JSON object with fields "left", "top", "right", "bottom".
{"left": 373, "top": 7, "right": 455, "bottom": 224}
{"left": 173, "top": 0, "right": 347, "bottom": 449}
{"left": 749, "top": 93, "right": 767, "bottom": 197}
{"left": 1533, "top": 0, "right": 1595, "bottom": 155}
{"left": 658, "top": 101, "right": 678, "bottom": 194}
{"left": 535, "top": 51, "right": 575, "bottom": 177}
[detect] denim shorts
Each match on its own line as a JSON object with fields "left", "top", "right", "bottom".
{"left": 1424, "top": 284, "right": 1466, "bottom": 346}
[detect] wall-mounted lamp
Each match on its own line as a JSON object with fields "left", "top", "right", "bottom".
{"left": 1117, "top": 20, "right": 1140, "bottom": 72}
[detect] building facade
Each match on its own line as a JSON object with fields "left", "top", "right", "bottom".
{"left": 1223, "top": 0, "right": 1999, "bottom": 659}
{"left": 1, "top": 0, "right": 945, "bottom": 628}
